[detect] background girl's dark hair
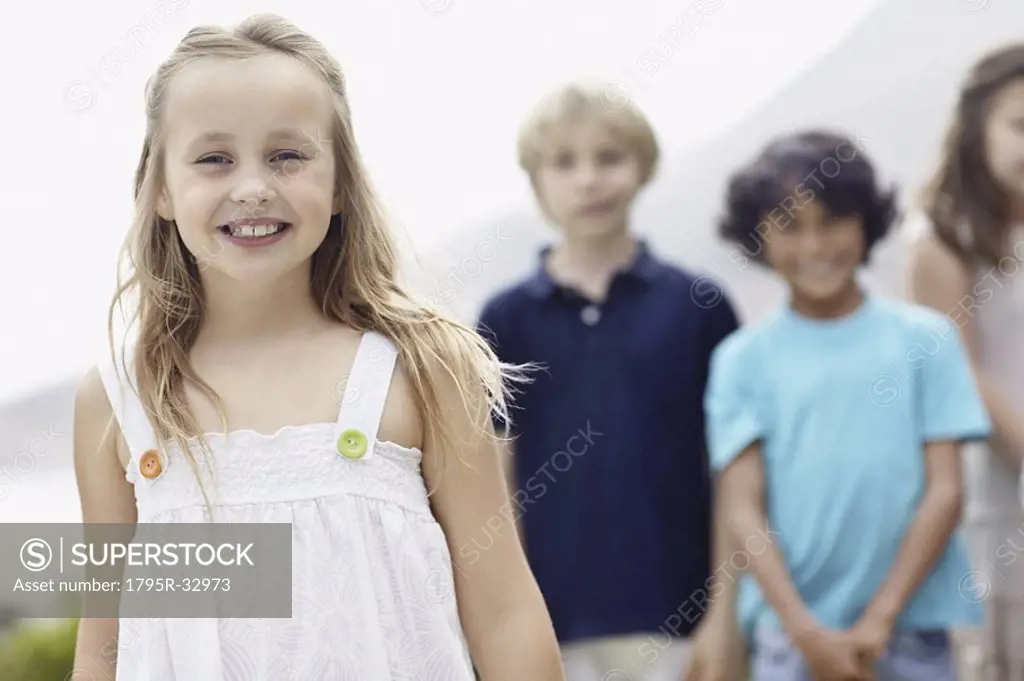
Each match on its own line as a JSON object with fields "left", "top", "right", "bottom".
{"left": 717, "top": 129, "right": 898, "bottom": 264}
{"left": 921, "top": 42, "right": 1024, "bottom": 266}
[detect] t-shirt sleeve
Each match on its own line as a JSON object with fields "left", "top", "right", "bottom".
{"left": 919, "top": 318, "right": 991, "bottom": 443}
{"left": 475, "top": 297, "right": 515, "bottom": 433}
{"left": 704, "top": 336, "right": 764, "bottom": 472}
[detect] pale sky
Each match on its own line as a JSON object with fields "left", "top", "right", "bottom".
{"left": 0, "top": 0, "right": 883, "bottom": 403}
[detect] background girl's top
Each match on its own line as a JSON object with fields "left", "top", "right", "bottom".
{"left": 705, "top": 293, "right": 990, "bottom": 638}
{"left": 955, "top": 222, "right": 1024, "bottom": 533}
{"left": 903, "top": 212, "right": 1024, "bottom": 677}
{"left": 98, "top": 331, "right": 475, "bottom": 681}
{"left": 903, "top": 214, "right": 1024, "bottom": 578}
{"left": 958, "top": 223, "right": 1024, "bottom": 678}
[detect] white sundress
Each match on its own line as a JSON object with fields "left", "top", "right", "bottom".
{"left": 960, "top": 225, "right": 1024, "bottom": 681}
{"left": 98, "top": 331, "right": 476, "bottom": 681}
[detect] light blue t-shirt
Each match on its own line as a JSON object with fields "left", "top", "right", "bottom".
{"left": 705, "top": 292, "right": 991, "bottom": 637}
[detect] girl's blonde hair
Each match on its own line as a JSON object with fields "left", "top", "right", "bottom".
{"left": 920, "top": 42, "right": 1024, "bottom": 266}
{"left": 109, "top": 13, "right": 524, "bottom": 501}
{"left": 516, "top": 80, "right": 660, "bottom": 191}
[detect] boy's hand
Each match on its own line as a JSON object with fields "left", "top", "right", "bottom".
{"left": 794, "top": 627, "right": 874, "bottom": 681}
{"left": 849, "top": 612, "right": 894, "bottom": 664}
{"left": 684, "top": 612, "right": 747, "bottom": 681}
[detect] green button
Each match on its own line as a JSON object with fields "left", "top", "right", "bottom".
{"left": 337, "top": 429, "right": 368, "bottom": 459}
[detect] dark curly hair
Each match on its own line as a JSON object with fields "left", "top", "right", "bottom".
{"left": 717, "top": 129, "right": 899, "bottom": 265}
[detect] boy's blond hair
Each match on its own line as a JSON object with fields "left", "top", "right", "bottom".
{"left": 516, "top": 80, "right": 660, "bottom": 189}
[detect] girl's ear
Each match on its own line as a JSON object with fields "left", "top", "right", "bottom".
{"left": 156, "top": 189, "right": 173, "bottom": 221}
{"left": 332, "top": 192, "right": 343, "bottom": 215}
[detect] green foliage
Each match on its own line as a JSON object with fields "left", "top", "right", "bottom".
{"left": 0, "top": 618, "right": 78, "bottom": 681}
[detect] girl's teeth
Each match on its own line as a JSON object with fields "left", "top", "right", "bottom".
{"left": 229, "top": 223, "right": 284, "bottom": 238}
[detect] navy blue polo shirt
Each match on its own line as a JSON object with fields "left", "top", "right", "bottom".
{"left": 476, "top": 241, "right": 739, "bottom": 644}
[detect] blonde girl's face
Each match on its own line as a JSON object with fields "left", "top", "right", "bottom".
{"left": 157, "top": 53, "right": 340, "bottom": 285}
{"left": 984, "top": 78, "right": 1024, "bottom": 202}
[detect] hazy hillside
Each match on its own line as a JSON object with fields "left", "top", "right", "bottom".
{"left": 3, "top": 0, "right": 1022, "bottom": 478}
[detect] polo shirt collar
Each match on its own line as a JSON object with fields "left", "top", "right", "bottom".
{"left": 524, "top": 239, "right": 664, "bottom": 299}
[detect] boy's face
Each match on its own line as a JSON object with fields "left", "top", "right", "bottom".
{"left": 984, "top": 77, "right": 1024, "bottom": 201}
{"left": 534, "top": 116, "right": 642, "bottom": 239}
{"left": 763, "top": 199, "right": 865, "bottom": 305}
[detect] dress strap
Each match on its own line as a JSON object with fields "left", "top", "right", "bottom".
{"left": 334, "top": 331, "right": 399, "bottom": 460}
{"left": 97, "top": 346, "right": 161, "bottom": 460}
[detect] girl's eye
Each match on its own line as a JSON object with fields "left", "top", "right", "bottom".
{"left": 271, "top": 150, "right": 308, "bottom": 163}
{"left": 196, "top": 154, "right": 231, "bottom": 164}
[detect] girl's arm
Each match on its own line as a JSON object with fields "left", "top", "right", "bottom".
{"left": 720, "top": 443, "right": 818, "bottom": 641}
{"left": 859, "top": 439, "right": 963, "bottom": 626}
{"left": 498, "top": 437, "right": 525, "bottom": 548}
{"left": 423, "top": 366, "right": 563, "bottom": 681}
{"left": 908, "top": 233, "right": 1024, "bottom": 468}
{"left": 71, "top": 368, "right": 138, "bottom": 679}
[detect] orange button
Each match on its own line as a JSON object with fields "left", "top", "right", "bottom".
{"left": 139, "top": 449, "right": 163, "bottom": 480}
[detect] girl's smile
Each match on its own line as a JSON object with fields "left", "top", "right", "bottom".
{"left": 218, "top": 218, "right": 293, "bottom": 248}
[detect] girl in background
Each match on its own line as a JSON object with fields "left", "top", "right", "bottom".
{"left": 71, "top": 13, "right": 563, "bottom": 680}
{"left": 906, "top": 42, "right": 1024, "bottom": 681}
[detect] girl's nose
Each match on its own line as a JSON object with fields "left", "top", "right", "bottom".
{"left": 230, "top": 175, "right": 278, "bottom": 207}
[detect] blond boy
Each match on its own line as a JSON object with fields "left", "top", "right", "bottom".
{"left": 475, "top": 81, "right": 743, "bottom": 681}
